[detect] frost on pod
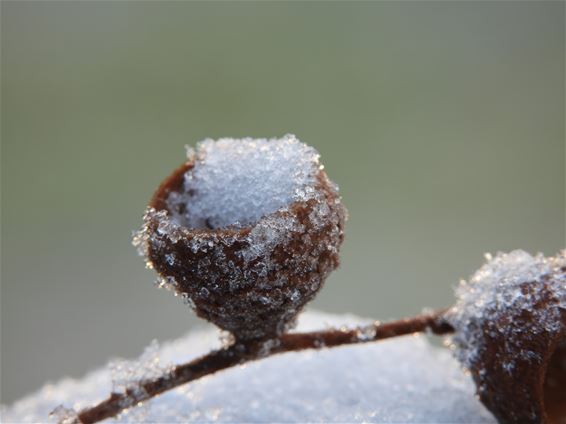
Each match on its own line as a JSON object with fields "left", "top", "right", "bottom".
{"left": 133, "top": 135, "right": 347, "bottom": 341}
{"left": 446, "top": 250, "right": 566, "bottom": 424}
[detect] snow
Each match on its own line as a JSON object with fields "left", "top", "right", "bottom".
{"left": 446, "top": 250, "right": 566, "bottom": 378}
{"left": 1, "top": 311, "right": 496, "bottom": 423}
{"left": 166, "top": 134, "right": 321, "bottom": 229}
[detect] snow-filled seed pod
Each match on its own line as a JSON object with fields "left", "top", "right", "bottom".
{"left": 447, "top": 250, "right": 566, "bottom": 424}
{"left": 133, "top": 135, "right": 347, "bottom": 341}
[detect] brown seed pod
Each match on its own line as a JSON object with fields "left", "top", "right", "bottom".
{"left": 133, "top": 136, "right": 347, "bottom": 341}
{"left": 446, "top": 251, "right": 566, "bottom": 424}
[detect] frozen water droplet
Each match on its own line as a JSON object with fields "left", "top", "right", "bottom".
{"left": 181, "top": 293, "right": 195, "bottom": 308}
{"left": 49, "top": 405, "right": 78, "bottom": 424}
{"left": 219, "top": 330, "right": 235, "bottom": 348}
{"left": 258, "top": 296, "right": 270, "bottom": 305}
{"left": 185, "top": 145, "right": 196, "bottom": 160}
{"left": 356, "top": 324, "right": 377, "bottom": 342}
{"left": 290, "top": 289, "right": 301, "bottom": 302}
{"left": 165, "top": 253, "right": 176, "bottom": 266}
{"left": 258, "top": 338, "right": 281, "bottom": 357}
{"left": 154, "top": 276, "right": 178, "bottom": 293}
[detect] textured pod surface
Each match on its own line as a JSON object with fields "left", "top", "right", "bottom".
{"left": 134, "top": 137, "right": 347, "bottom": 340}
{"left": 447, "top": 251, "right": 566, "bottom": 424}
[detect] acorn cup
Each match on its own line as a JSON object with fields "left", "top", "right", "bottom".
{"left": 446, "top": 250, "right": 566, "bottom": 424}
{"left": 133, "top": 136, "right": 347, "bottom": 341}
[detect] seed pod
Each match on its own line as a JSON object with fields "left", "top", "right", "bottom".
{"left": 133, "top": 136, "right": 347, "bottom": 341}
{"left": 447, "top": 250, "right": 566, "bottom": 424}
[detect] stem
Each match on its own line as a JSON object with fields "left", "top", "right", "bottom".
{"left": 76, "top": 309, "right": 453, "bottom": 424}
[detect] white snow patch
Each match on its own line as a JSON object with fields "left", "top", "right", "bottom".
{"left": 166, "top": 134, "right": 321, "bottom": 229}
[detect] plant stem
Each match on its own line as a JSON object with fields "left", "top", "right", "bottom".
{"left": 76, "top": 309, "right": 453, "bottom": 424}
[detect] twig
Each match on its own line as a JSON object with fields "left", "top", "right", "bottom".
{"left": 76, "top": 309, "right": 453, "bottom": 424}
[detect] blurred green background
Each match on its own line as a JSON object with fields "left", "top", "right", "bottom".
{"left": 1, "top": 1, "right": 564, "bottom": 405}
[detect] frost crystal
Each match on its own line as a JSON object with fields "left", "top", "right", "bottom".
{"left": 109, "top": 340, "right": 172, "bottom": 398}
{"left": 167, "top": 134, "right": 320, "bottom": 229}
{"left": 447, "top": 250, "right": 566, "bottom": 374}
{"left": 1, "top": 311, "right": 496, "bottom": 423}
{"left": 48, "top": 405, "right": 78, "bottom": 424}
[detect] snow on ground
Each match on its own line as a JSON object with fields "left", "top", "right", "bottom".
{"left": 2, "top": 311, "right": 495, "bottom": 423}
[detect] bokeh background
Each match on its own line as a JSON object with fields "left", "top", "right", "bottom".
{"left": 2, "top": 1, "right": 564, "bottom": 405}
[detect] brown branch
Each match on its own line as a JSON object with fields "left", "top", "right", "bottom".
{"left": 76, "top": 309, "right": 453, "bottom": 424}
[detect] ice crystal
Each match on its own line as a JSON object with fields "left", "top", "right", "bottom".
{"left": 109, "top": 340, "right": 172, "bottom": 398}
{"left": 48, "top": 405, "right": 78, "bottom": 424}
